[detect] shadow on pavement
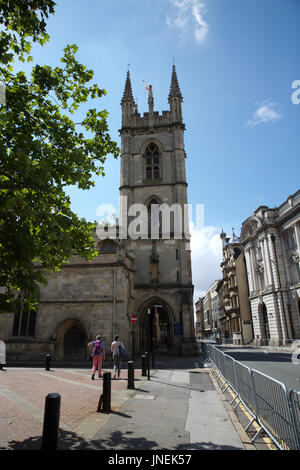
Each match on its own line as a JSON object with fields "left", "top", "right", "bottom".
{"left": 1, "top": 426, "right": 244, "bottom": 451}
{"left": 5, "top": 353, "right": 204, "bottom": 371}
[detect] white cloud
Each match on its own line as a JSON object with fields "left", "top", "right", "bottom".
{"left": 166, "top": 0, "right": 209, "bottom": 45}
{"left": 246, "top": 100, "right": 283, "bottom": 127}
{"left": 189, "top": 223, "right": 223, "bottom": 302}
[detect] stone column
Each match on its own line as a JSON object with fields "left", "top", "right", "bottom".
{"left": 249, "top": 246, "right": 258, "bottom": 292}
{"left": 262, "top": 237, "right": 272, "bottom": 288}
{"left": 245, "top": 249, "right": 254, "bottom": 293}
{"left": 294, "top": 223, "right": 300, "bottom": 257}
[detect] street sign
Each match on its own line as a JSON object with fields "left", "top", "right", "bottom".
{"left": 174, "top": 322, "right": 183, "bottom": 335}
{"left": 130, "top": 314, "right": 138, "bottom": 324}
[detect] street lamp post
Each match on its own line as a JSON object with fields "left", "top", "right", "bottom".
{"left": 152, "top": 305, "right": 160, "bottom": 368}
{"left": 147, "top": 308, "right": 151, "bottom": 380}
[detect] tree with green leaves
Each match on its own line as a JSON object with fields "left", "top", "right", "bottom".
{"left": 0, "top": 1, "right": 120, "bottom": 313}
{"left": 0, "top": 0, "right": 56, "bottom": 65}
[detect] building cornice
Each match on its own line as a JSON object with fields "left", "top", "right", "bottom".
{"left": 120, "top": 181, "right": 188, "bottom": 191}
{"left": 119, "top": 122, "right": 185, "bottom": 135}
{"left": 134, "top": 283, "right": 193, "bottom": 290}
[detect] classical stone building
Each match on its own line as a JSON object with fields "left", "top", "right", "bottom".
{"left": 194, "top": 280, "right": 220, "bottom": 339}
{"left": 240, "top": 190, "right": 300, "bottom": 346}
{"left": 217, "top": 230, "right": 253, "bottom": 344}
{"left": 0, "top": 66, "right": 197, "bottom": 361}
{"left": 195, "top": 297, "right": 203, "bottom": 339}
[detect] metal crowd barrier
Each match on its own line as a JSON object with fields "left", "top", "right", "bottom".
{"left": 251, "top": 369, "right": 299, "bottom": 450}
{"left": 201, "top": 342, "right": 300, "bottom": 450}
{"left": 234, "top": 361, "right": 257, "bottom": 422}
{"left": 289, "top": 389, "right": 300, "bottom": 446}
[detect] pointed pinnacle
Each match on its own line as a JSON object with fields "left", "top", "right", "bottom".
{"left": 121, "top": 70, "right": 135, "bottom": 104}
{"left": 168, "top": 64, "right": 183, "bottom": 102}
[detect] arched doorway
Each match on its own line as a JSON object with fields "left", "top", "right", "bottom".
{"left": 63, "top": 326, "right": 85, "bottom": 360}
{"left": 54, "top": 319, "right": 88, "bottom": 361}
{"left": 259, "top": 303, "right": 270, "bottom": 345}
{"left": 138, "top": 298, "right": 174, "bottom": 355}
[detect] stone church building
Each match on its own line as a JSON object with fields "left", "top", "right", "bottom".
{"left": 0, "top": 66, "right": 197, "bottom": 362}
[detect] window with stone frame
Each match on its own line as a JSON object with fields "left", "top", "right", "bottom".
{"left": 145, "top": 142, "right": 161, "bottom": 181}
{"left": 284, "top": 229, "right": 296, "bottom": 249}
{"left": 296, "top": 263, "right": 300, "bottom": 283}
{"left": 256, "top": 244, "right": 263, "bottom": 261}
{"left": 284, "top": 228, "right": 300, "bottom": 284}
{"left": 12, "top": 306, "right": 36, "bottom": 337}
{"left": 98, "top": 239, "right": 117, "bottom": 253}
{"left": 289, "top": 256, "right": 300, "bottom": 284}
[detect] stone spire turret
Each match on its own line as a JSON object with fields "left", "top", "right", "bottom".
{"left": 168, "top": 64, "right": 183, "bottom": 123}
{"left": 121, "top": 70, "right": 136, "bottom": 128}
{"left": 168, "top": 64, "right": 183, "bottom": 102}
{"left": 121, "top": 70, "right": 135, "bottom": 104}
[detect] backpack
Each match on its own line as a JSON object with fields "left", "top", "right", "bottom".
{"left": 94, "top": 341, "right": 103, "bottom": 356}
{"left": 117, "top": 343, "right": 126, "bottom": 358}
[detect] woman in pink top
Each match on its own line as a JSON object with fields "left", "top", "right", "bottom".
{"left": 88, "top": 335, "right": 105, "bottom": 380}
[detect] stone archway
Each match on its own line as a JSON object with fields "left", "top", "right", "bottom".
{"left": 258, "top": 303, "right": 270, "bottom": 345}
{"left": 53, "top": 319, "right": 88, "bottom": 361}
{"left": 137, "top": 298, "right": 175, "bottom": 355}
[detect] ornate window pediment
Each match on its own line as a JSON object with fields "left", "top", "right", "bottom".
{"left": 241, "top": 218, "right": 260, "bottom": 240}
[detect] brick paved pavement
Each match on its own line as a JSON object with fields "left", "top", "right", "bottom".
{"left": 0, "top": 355, "right": 283, "bottom": 452}
{"left": 0, "top": 366, "right": 143, "bottom": 450}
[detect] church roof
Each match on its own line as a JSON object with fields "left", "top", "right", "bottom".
{"left": 121, "top": 70, "right": 135, "bottom": 104}
{"left": 168, "top": 64, "right": 183, "bottom": 102}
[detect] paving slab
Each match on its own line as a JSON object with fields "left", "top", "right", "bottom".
{"left": 83, "top": 368, "right": 245, "bottom": 451}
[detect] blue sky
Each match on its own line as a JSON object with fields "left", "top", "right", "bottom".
{"left": 23, "top": 0, "right": 300, "bottom": 298}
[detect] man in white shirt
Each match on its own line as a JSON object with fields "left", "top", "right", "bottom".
{"left": 111, "top": 335, "right": 125, "bottom": 379}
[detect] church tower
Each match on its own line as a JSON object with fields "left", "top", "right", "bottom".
{"left": 119, "top": 66, "right": 196, "bottom": 356}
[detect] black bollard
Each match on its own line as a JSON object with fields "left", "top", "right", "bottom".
{"left": 127, "top": 361, "right": 135, "bottom": 390}
{"left": 45, "top": 354, "right": 51, "bottom": 371}
{"left": 141, "top": 355, "right": 147, "bottom": 376}
{"left": 152, "top": 338, "right": 156, "bottom": 369}
{"left": 41, "top": 393, "right": 61, "bottom": 451}
{"left": 101, "top": 371, "right": 111, "bottom": 413}
{"left": 145, "top": 351, "right": 150, "bottom": 381}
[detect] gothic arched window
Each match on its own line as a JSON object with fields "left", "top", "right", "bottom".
{"left": 98, "top": 239, "right": 117, "bottom": 253}
{"left": 145, "top": 142, "right": 161, "bottom": 181}
{"left": 12, "top": 306, "right": 36, "bottom": 337}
